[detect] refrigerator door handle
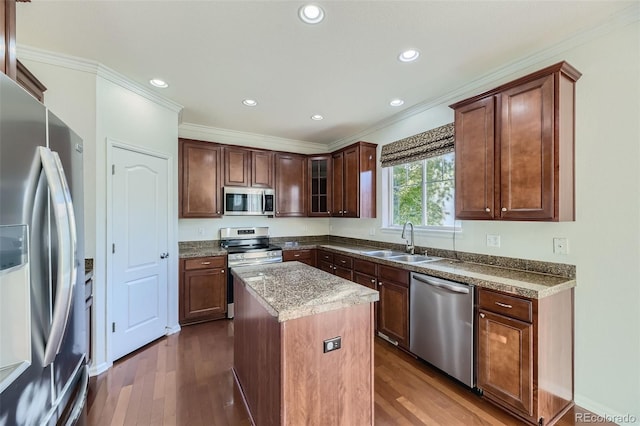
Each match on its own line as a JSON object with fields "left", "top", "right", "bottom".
{"left": 40, "top": 147, "right": 78, "bottom": 366}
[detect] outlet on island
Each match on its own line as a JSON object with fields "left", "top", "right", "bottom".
{"left": 323, "top": 336, "right": 342, "bottom": 353}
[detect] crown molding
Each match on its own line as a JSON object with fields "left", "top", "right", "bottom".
{"left": 17, "top": 45, "right": 184, "bottom": 115}
{"left": 179, "top": 122, "right": 328, "bottom": 155}
{"left": 328, "top": 3, "right": 640, "bottom": 151}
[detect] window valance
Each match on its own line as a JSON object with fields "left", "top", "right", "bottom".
{"left": 380, "top": 122, "right": 454, "bottom": 168}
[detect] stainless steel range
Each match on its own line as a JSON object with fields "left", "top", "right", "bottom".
{"left": 220, "top": 227, "right": 282, "bottom": 317}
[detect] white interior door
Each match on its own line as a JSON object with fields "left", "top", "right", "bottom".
{"left": 111, "top": 145, "right": 169, "bottom": 360}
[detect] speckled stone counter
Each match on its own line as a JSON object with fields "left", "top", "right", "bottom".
{"left": 178, "top": 240, "right": 227, "bottom": 258}
{"left": 314, "top": 244, "right": 575, "bottom": 299}
{"left": 232, "top": 261, "right": 379, "bottom": 322}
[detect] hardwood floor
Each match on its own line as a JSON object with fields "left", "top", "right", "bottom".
{"left": 87, "top": 320, "right": 612, "bottom": 426}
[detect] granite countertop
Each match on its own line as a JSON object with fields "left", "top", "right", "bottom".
{"left": 179, "top": 241, "right": 227, "bottom": 258}
{"left": 178, "top": 239, "right": 576, "bottom": 299}
{"left": 232, "top": 262, "right": 379, "bottom": 322}
{"left": 314, "top": 244, "right": 575, "bottom": 299}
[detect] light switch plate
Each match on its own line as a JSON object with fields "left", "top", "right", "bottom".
{"left": 553, "top": 237, "right": 569, "bottom": 254}
{"left": 486, "top": 234, "right": 501, "bottom": 248}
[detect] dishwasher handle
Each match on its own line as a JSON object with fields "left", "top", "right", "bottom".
{"left": 412, "top": 274, "right": 470, "bottom": 294}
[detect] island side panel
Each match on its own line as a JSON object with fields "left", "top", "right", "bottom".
{"left": 233, "top": 274, "right": 282, "bottom": 426}
{"left": 281, "top": 303, "right": 374, "bottom": 426}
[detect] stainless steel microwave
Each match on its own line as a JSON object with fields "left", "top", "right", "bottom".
{"left": 223, "top": 187, "right": 275, "bottom": 216}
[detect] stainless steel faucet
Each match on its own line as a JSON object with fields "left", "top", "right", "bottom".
{"left": 401, "top": 221, "right": 415, "bottom": 254}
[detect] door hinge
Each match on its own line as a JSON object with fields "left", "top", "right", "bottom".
{"left": 112, "top": 322, "right": 116, "bottom": 333}
{"left": 112, "top": 243, "right": 115, "bottom": 254}
{"left": 112, "top": 164, "right": 115, "bottom": 175}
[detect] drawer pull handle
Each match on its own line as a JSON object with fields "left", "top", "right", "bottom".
{"left": 294, "top": 254, "right": 300, "bottom": 257}
{"left": 340, "top": 260, "right": 346, "bottom": 263}
{"left": 201, "top": 261, "right": 211, "bottom": 265}
{"left": 495, "top": 302, "right": 513, "bottom": 309}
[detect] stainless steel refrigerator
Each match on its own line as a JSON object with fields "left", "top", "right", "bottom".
{"left": 0, "top": 72, "right": 87, "bottom": 425}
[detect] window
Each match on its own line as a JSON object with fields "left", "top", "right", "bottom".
{"left": 388, "top": 152, "right": 455, "bottom": 228}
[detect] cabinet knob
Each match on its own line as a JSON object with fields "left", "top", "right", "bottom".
{"left": 378, "top": 282, "right": 383, "bottom": 286}
{"left": 217, "top": 211, "right": 220, "bottom": 214}
{"left": 277, "top": 211, "right": 280, "bottom": 214}
{"left": 480, "top": 313, "right": 485, "bottom": 319}
{"left": 221, "top": 269, "right": 225, "bottom": 273}
{"left": 327, "top": 211, "right": 331, "bottom": 215}
{"left": 371, "top": 278, "right": 376, "bottom": 283}
{"left": 485, "top": 208, "right": 490, "bottom": 212}
{"left": 501, "top": 207, "right": 507, "bottom": 212}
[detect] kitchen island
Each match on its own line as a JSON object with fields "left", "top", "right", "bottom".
{"left": 232, "top": 261, "right": 379, "bottom": 426}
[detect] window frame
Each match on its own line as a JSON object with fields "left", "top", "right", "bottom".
{"left": 381, "top": 155, "right": 461, "bottom": 235}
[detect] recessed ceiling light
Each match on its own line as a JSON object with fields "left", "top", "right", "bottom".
{"left": 311, "top": 114, "right": 324, "bottom": 121}
{"left": 149, "top": 78, "right": 168, "bottom": 88}
{"left": 242, "top": 99, "right": 258, "bottom": 107}
{"left": 299, "top": 4, "right": 325, "bottom": 24}
{"left": 398, "top": 49, "right": 420, "bottom": 63}
{"left": 390, "top": 99, "right": 404, "bottom": 107}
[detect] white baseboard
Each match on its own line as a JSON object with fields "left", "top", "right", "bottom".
{"left": 88, "top": 361, "right": 111, "bottom": 377}
{"left": 166, "top": 324, "right": 181, "bottom": 335}
{"left": 575, "top": 394, "right": 640, "bottom": 425}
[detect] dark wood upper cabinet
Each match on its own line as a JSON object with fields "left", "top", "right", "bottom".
{"left": 331, "top": 141, "right": 377, "bottom": 218}
{"left": 223, "top": 146, "right": 274, "bottom": 188}
{"left": 179, "top": 138, "right": 223, "bottom": 218}
{"left": 224, "top": 146, "right": 251, "bottom": 187}
{"left": 251, "top": 150, "right": 274, "bottom": 188}
{"left": 451, "top": 61, "right": 581, "bottom": 222}
{"left": 274, "top": 152, "right": 306, "bottom": 217}
{"left": 308, "top": 155, "right": 332, "bottom": 217}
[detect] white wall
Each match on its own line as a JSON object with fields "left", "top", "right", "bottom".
{"left": 95, "top": 76, "right": 181, "bottom": 371}
{"left": 332, "top": 21, "right": 640, "bottom": 422}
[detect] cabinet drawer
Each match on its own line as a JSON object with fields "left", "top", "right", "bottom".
{"left": 378, "top": 265, "right": 409, "bottom": 287}
{"left": 354, "top": 259, "right": 377, "bottom": 276}
{"left": 318, "top": 261, "right": 334, "bottom": 274}
{"left": 478, "top": 289, "right": 532, "bottom": 323}
{"left": 318, "top": 250, "right": 333, "bottom": 263}
{"left": 283, "top": 249, "right": 312, "bottom": 262}
{"left": 333, "top": 254, "right": 353, "bottom": 269}
{"left": 184, "top": 256, "right": 226, "bottom": 270}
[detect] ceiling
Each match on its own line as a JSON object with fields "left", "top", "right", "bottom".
{"left": 16, "top": 1, "right": 635, "bottom": 145}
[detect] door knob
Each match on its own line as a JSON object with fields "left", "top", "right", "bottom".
{"left": 160, "top": 252, "right": 169, "bottom": 259}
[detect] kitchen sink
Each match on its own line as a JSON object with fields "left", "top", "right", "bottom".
{"left": 361, "top": 250, "right": 406, "bottom": 258}
{"left": 388, "top": 254, "right": 441, "bottom": 263}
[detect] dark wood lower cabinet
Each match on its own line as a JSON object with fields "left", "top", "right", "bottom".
{"left": 179, "top": 256, "right": 227, "bottom": 325}
{"left": 477, "top": 287, "right": 574, "bottom": 426}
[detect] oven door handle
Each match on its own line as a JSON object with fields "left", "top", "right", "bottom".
{"left": 229, "top": 257, "right": 283, "bottom": 268}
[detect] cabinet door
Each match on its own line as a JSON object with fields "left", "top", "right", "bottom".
{"left": 454, "top": 96, "right": 495, "bottom": 220}
{"left": 499, "top": 74, "right": 554, "bottom": 220}
{"left": 342, "top": 146, "right": 359, "bottom": 217}
{"left": 331, "top": 152, "right": 344, "bottom": 216}
{"left": 251, "top": 150, "right": 274, "bottom": 188}
{"left": 181, "top": 267, "right": 227, "bottom": 323}
{"left": 377, "top": 281, "right": 409, "bottom": 348}
{"left": 224, "top": 146, "right": 250, "bottom": 187}
{"left": 275, "top": 153, "right": 306, "bottom": 217}
{"left": 308, "top": 155, "right": 332, "bottom": 216}
{"left": 477, "top": 309, "right": 533, "bottom": 417}
{"left": 180, "top": 139, "right": 222, "bottom": 218}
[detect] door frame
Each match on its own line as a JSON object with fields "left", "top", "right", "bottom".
{"left": 105, "top": 138, "right": 179, "bottom": 366}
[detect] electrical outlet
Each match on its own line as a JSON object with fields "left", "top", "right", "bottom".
{"left": 197, "top": 227, "right": 205, "bottom": 236}
{"left": 486, "top": 234, "right": 501, "bottom": 248}
{"left": 323, "top": 336, "right": 341, "bottom": 353}
{"left": 553, "top": 237, "right": 569, "bottom": 255}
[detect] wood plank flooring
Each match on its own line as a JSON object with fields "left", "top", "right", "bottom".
{"left": 87, "top": 320, "right": 612, "bottom": 426}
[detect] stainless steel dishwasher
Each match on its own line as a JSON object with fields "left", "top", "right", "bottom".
{"left": 409, "top": 272, "right": 475, "bottom": 388}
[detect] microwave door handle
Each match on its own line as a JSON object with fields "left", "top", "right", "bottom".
{"left": 40, "top": 147, "right": 78, "bottom": 366}
{"left": 262, "top": 191, "right": 266, "bottom": 214}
